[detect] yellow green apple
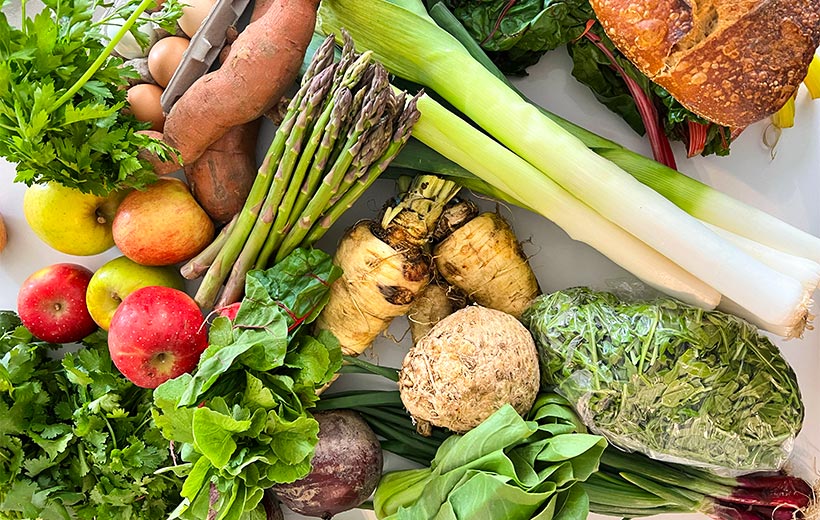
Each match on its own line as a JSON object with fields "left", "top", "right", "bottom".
{"left": 23, "top": 182, "right": 128, "bottom": 256}
{"left": 86, "top": 255, "right": 186, "bottom": 330}
{"left": 112, "top": 177, "right": 215, "bottom": 266}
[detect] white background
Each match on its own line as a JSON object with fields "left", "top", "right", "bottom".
{"left": 0, "top": 2, "right": 818, "bottom": 518}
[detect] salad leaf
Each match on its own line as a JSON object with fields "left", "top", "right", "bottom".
{"left": 153, "top": 248, "right": 343, "bottom": 520}
{"left": 0, "top": 311, "right": 184, "bottom": 519}
{"left": 0, "top": 0, "right": 180, "bottom": 195}
{"left": 522, "top": 287, "right": 804, "bottom": 474}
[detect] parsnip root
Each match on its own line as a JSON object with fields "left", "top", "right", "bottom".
{"left": 435, "top": 212, "right": 540, "bottom": 318}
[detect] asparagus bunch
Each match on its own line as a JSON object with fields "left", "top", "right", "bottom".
{"left": 184, "top": 32, "right": 422, "bottom": 310}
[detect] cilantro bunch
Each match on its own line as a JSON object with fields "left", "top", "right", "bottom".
{"left": 0, "top": 0, "right": 181, "bottom": 195}
{"left": 0, "top": 311, "right": 184, "bottom": 519}
{"left": 152, "top": 248, "right": 343, "bottom": 520}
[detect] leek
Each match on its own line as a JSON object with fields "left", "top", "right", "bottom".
{"left": 318, "top": 0, "right": 812, "bottom": 334}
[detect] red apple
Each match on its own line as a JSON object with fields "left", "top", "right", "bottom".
{"left": 17, "top": 263, "right": 98, "bottom": 343}
{"left": 108, "top": 286, "right": 208, "bottom": 388}
{"left": 112, "top": 177, "right": 215, "bottom": 266}
{"left": 216, "top": 302, "right": 241, "bottom": 321}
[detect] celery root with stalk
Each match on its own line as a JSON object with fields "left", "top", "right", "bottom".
{"left": 318, "top": 0, "right": 819, "bottom": 337}
{"left": 184, "top": 33, "right": 422, "bottom": 310}
{"left": 314, "top": 174, "right": 461, "bottom": 356}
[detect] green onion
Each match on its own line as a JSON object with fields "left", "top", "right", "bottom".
{"left": 318, "top": 0, "right": 816, "bottom": 336}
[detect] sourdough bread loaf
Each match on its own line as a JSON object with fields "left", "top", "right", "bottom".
{"left": 589, "top": 0, "right": 820, "bottom": 127}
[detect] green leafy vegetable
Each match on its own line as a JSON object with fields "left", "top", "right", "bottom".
{"left": 521, "top": 287, "right": 804, "bottom": 474}
{"left": 152, "top": 248, "right": 343, "bottom": 520}
{"left": 0, "top": 311, "right": 184, "bottom": 519}
{"left": 372, "top": 393, "right": 606, "bottom": 520}
{"left": 0, "top": 0, "right": 181, "bottom": 195}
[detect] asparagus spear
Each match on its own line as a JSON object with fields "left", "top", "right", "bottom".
{"left": 305, "top": 93, "right": 422, "bottom": 244}
{"left": 275, "top": 66, "right": 391, "bottom": 262}
{"left": 189, "top": 33, "right": 424, "bottom": 310}
{"left": 193, "top": 67, "right": 334, "bottom": 309}
{"left": 215, "top": 68, "right": 336, "bottom": 308}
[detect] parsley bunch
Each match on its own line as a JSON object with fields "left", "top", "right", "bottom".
{"left": 0, "top": 0, "right": 180, "bottom": 195}
{"left": 0, "top": 311, "right": 184, "bottom": 519}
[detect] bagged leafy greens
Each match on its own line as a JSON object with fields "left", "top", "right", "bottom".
{"left": 521, "top": 287, "right": 804, "bottom": 475}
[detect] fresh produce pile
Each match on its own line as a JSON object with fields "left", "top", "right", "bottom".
{"left": 0, "top": 0, "right": 818, "bottom": 519}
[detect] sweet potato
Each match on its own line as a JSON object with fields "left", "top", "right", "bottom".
{"left": 183, "top": 118, "right": 260, "bottom": 224}
{"left": 144, "top": 0, "right": 319, "bottom": 175}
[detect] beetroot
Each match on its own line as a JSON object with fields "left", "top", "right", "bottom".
{"left": 272, "top": 410, "right": 383, "bottom": 519}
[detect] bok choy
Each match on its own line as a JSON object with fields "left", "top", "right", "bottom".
{"left": 317, "top": 0, "right": 817, "bottom": 337}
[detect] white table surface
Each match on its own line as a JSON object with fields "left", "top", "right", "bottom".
{"left": 0, "top": 17, "right": 818, "bottom": 518}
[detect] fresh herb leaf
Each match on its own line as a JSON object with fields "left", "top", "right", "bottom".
{"left": 0, "top": 0, "right": 181, "bottom": 195}
{"left": 0, "top": 311, "right": 184, "bottom": 519}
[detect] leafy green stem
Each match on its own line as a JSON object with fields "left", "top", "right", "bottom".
{"left": 52, "top": 0, "right": 155, "bottom": 111}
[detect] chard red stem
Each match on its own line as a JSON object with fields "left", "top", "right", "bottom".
{"left": 687, "top": 121, "right": 709, "bottom": 157}
{"left": 582, "top": 28, "right": 677, "bottom": 169}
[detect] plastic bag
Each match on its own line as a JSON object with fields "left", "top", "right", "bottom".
{"left": 521, "top": 286, "right": 804, "bottom": 475}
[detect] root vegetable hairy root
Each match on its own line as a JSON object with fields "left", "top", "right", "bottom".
{"left": 407, "top": 280, "right": 466, "bottom": 344}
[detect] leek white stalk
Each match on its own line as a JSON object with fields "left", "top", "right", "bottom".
{"left": 318, "top": 0, "right": 812, "bottom": 333}
{"left": 717, "top": 298, "right": 808, "bottom": 340}
{"left": 704, "top": 222, "right": 820, "bottom": 294}
{"left": 412, "top": 93, "right": 720, "bottom": 308}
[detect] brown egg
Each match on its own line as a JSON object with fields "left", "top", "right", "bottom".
{"left": 147, "top": 36, "right": 190, "bottom": 88}
{"left": 126, "top": 84, "right": 166, "bottom": 132}
{"left": 178, "top": 0, "right": 217, "bottom": 37}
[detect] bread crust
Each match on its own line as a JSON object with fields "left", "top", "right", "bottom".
{"left": 590, "top": 0, "right": 820, "bottom": 127}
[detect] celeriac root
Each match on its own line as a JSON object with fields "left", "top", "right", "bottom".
{"left": 434, "top": 212, "right": 539, "bottom": 318}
